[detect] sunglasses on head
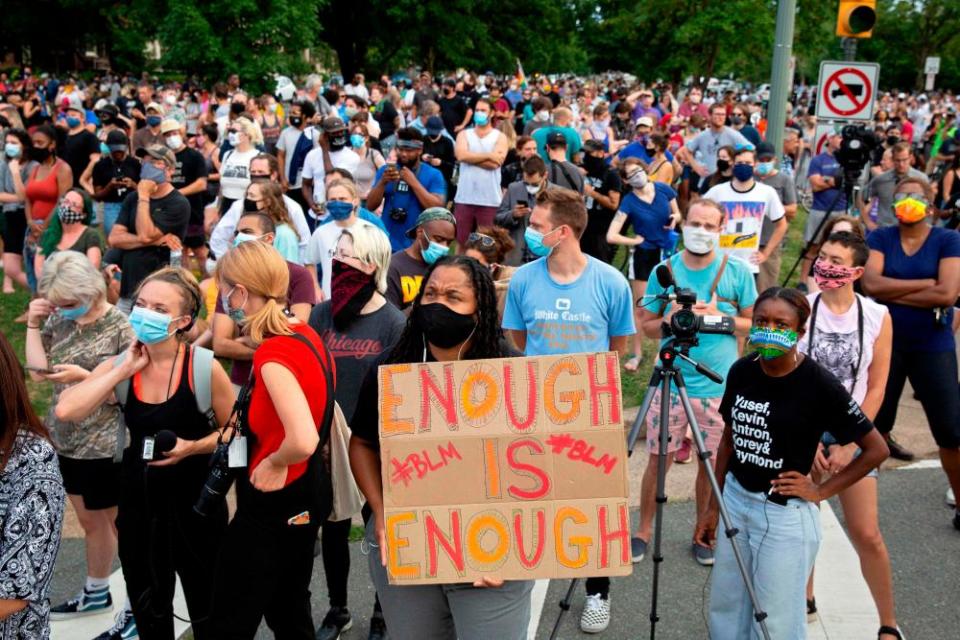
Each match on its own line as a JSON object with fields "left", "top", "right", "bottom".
{"left": 468, "top": 232, "right": 495, "bottom": 247}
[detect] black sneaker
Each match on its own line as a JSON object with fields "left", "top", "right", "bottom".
{"left": 368, "top": 611, "right": 387, "bottom": 640}
{"left": 93, "top": 609, "right": 138, "bottom": 640}
{"left": 885, "top": 435, "right": 914, "bottom": 462}
{"left": 51, "top": 587, "right": 113, "bottom": 619}
{"left": 316, "top": 607, "right": 352, "bottom": 640}
{"left": 806, "top": 597, "right": 817, "bottom": 623}
{"left": 953, "top": 509, "right": 960, "bottom": 532}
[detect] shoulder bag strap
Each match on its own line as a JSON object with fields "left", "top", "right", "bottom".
{"left": 288, "top": 333, "right": 336, "bottom": 447}
{"left": 189, "top": 345, "right": 217, "bottom": 431}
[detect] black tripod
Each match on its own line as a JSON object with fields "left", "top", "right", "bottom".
{"left": 782, "top": 171, "right": 860, "bottom": 286}
{"left": 549, "top": 340, "right": 771, "bottom": 640}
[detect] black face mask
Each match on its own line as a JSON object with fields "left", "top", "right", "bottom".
{"left": 31, "top": 146, "right": 51, "bottom": 162}
{"left": 243, "top": 198, "right": 259, "bottom": 213}
{"left": 290, "top": 116, "right": 302, "bottom": 127}
{"left": 583, "top": 155, "right": 606, "bottom": 176}
{"left": 329, "top": 133, "right": 347, "bottom": 151}
{"left": 716, "top": 159, "right": 731, "bottom": 173}
{"left": 886, "top": 135, "right": 900, "bottom": 146}
{"left": 230, "top": 103, "right": 245, "bottom": 116}
{"left": 414, "top": 302, "right": 477, "bottom": 349}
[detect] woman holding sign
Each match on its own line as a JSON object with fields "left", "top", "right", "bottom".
{"left": 697, "top": 287, "right": 889, "bottom": 640}
{"left": 349, "top": 255, "right": 533, "bottom": 640}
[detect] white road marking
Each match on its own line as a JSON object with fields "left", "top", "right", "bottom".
{"left": 528, "top": 578, "right": 550, "bottom": 640}
{"left": 899, "top": 459, "right": 942, "bottom": 470}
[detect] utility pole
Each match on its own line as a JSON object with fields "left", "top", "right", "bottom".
{"left": 767, "top": 0, "right": 796, "bottom": 165}
{"left": 842, "top": 37, "right": 858, "bottom": 61}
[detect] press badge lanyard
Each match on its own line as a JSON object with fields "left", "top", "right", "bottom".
{"left": 808, "top": 293, "right": 864, "bottom": 395}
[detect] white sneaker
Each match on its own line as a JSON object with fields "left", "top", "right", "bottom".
{"left": 580, "top": 593, "right": 610, "bottom": 634}
{"left": 947, "top": 487, "right": 956, "bottom": 507}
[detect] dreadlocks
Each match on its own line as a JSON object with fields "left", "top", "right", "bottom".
{"left": 387, "top": 255, "right": 507, "bottom": 363}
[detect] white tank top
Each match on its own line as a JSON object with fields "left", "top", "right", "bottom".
{"left": 454, "top": 128, "right": 502, "bottom": 207}
{"left": 799, "top": 292, "right": 888, "bottom": 405}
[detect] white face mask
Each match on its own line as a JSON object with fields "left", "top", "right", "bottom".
{"left": 626, "top": 169, "right": 648, "bottom": 189}
{"left": 535, "top": 110, "right": 551, "bottom": 122}
{"left": 165, "top": 135, "right": 183, "bottom": 150}
{"left": 525, "top": 183, "right": 541, "bottom": 196}
{"left": 682, "top": 226, "right": 720, "bottom": 255}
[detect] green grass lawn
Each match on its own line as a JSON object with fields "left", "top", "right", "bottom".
{"left": 1, "top": 209, "right": 810, "bottom": 415}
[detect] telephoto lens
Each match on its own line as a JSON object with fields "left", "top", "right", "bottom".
{"left": 194, "top": 443, "right": 235, "bottom": 516}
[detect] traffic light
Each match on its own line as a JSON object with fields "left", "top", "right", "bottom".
{"left": 836, "top": 0, "right": 876, "bottom": 38}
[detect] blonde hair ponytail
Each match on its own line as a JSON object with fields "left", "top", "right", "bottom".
{"left": 215, "top": 242, "right": 291, "bottom": 344}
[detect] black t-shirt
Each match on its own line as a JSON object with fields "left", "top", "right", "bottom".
{"left": 386, "top": 250, "right": 429, "bottom": 310}
{"left": 91, "top": 156, "right": 141, "bottom": 203}
{"left": 375, "top": 100, "right": 399, "bottom": 140}
{"left": 438, "top": 95, "right": 468, "bottom": 135}
{"left": 61, "top": 130, "right": 100, "bottom": 187}
{"left": 581, "top": 167, "right": 622, "bottom": 262}
{"left": 308, "top": 300, "right": 406, "bottom": 424}
{"left": 115, "top": 190, "right": 191, "bottom": 298}
{"left": 423, "top": 136, "right": 457, "bottom": 183}
{"left": 719, "top": 355, "right": 873, "bottom": 493}
{"left": 170, "top": 147, "right": 208, "bottom": 227}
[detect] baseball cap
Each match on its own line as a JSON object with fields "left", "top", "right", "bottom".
{"left": 425, "top": 116, "right": 444, "bottom": 136}
{"left": 636, "top": 116, "right": 654, "bottom": 128}
{"left": 160, "top": 119, "right": 181, "bottom": 134}
{"left": 406, "top": 207, "right": 457, "bottom": 239}
{"left": 546, "top": 131, "right": 567, "bottom": 147}
{"left": 756, "top": 142, "right": 776, "bottom": 160}
{"left": 96, "top": 103, "right": 119, "bottom": 119}
{"left": 105, "top": 130, "right": 129, "bottom": 151}
{"left": 136, "top": 144, "right": 176, "bottom": 169}
{"left": 322, "top": 116, "right": 346, "bottom": 132}
{"left": 582, "top": 139, "right": 605, "bottom": 153}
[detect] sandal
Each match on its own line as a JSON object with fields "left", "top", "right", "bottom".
{"left": 878, "top": 626, "right": 903, "bottom": 640}
{"left": 623, "top": 354, "right": 642, "bottom": 372}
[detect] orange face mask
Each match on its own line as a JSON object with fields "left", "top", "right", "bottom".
{"left": 894, "top": 196, "right": 927, "bottom": 224}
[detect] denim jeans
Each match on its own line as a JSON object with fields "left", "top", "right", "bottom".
{"left": 23, "top": 223, "right": 41, "bottom": 292}
{"left": 709, "top": 473, "right": 821, "bottom": 640}
{"left": 102, "top": 202, "right": 123, "bottom": 238}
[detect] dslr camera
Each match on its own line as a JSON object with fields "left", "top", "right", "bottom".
{"left": 652, "top": 265, "right": 735, "bottom": 348}
{"left": 389, "top": 207, "right": 408, "bottom": 223}
{"left": 836, "top": 124, "right": 879, "bottom": 174}
{"left": 194, "top": 441, "right": 234, "bottom": 517}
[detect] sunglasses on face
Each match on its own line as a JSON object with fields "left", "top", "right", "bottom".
{"left": 893, "top": 192, "right": 928, "bottom": 205}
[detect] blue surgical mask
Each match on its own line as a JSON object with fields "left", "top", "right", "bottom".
{"left": 233, "top": 232, "right": 262, "bottom": 246}
{"left": 420, "top": 234, "right": 449, "bottom": 265}
{"left": 66, "top": 116, "right": 82, "bottom": 129}
{"left": 222, "top": 286, "right": 246, "bottom": 324}
{"left": 524, "top": 226, "right": 560, "bottom": 258}
{"left": 350, "top": 133, "right": 365, "bottom": 148}
{"left": 140, "top": 162, "right": 168, "bottom": 184}
{"left": 755, "top": 161, "right": 775, "bottom": 177}
{"left": 129, "top": 306, "right": 177, "bottom": 345}
{"left": 732, "top": 163, "right": 754, "bottom": 182}
{"left": 4, "top": 143, "right": 22, "bottom": 159}
{"left": 146, "top": 115, "right": 162, "bottom": 128}
{"left": 474, "top": 111, "right": 490, "bottom": 127}
{"left": 326, "top": 200, "right": 355, "bottom": 221}
{"left": 58, "top": 302, "right": 91, "bottom": 321}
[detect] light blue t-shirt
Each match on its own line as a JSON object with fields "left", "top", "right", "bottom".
{"left": 274, "top": 223, "right": 302, "bottom": 264}
{"left": 642, "top": 253, "right": 758, "bottom": 398}
{"left": 502, "top": 256, "right": 635, "bottom": 356}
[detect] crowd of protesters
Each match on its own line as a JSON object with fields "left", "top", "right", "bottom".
{"left": 0, "top": 65, "right": 958, "bottom": 640}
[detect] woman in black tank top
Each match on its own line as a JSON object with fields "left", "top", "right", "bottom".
{"left": 57, "top": 268, "right": 236, "bottom": 640}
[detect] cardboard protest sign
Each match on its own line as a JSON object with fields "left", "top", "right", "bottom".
{"left": 378, "top": 352, "right": 632, "bottom": 585}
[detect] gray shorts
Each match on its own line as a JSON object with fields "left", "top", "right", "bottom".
{"left": 803, "top": 209, "right": 843, "bottom": 244}
{"left": 365, "top": 519, "right": 534, "bottom": 640}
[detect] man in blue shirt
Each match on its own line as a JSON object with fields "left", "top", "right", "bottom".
{"left": 634, "top": 199, "right": 757, "bottom": 568}
{"left": 615, "top": 117, "right": 675, "bottom": 167}
{"left": 502, "top": 188, "right": 634, "bottom": 634}
{"left": 366, "top": 127, "right": 446, "bottom": 251}
{"left": 800, "top": 127, "right": 847, "bottom": 289}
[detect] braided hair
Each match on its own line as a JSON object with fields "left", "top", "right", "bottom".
{"left": 387, "top": 255, "right": 507, "bottom": 364}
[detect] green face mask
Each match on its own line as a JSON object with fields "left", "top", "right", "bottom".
{"left": 749, "top": 327, "right": 798, "bottom": 360}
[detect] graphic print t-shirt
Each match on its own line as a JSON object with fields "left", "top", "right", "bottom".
{"left": 719, "top": 355, "right": 873, "bottom": 493}
{"left": 502, "top": 256, "right": 635, "bottom": 355}
{"left": 703, "top": 180, "right": 785, "bottom": 274}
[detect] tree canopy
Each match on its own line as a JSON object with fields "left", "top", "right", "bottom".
{"left": 1, "top": 0, "right": 957, "bottom": 92}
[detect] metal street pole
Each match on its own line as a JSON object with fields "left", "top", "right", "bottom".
{"left": 767, "top": 0, "right": 796, "bottom": 165}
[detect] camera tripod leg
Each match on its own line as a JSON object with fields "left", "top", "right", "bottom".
{"left": 646, "top": 370, "right": 675, "bottom": 639}
{"left": 548, "top": 578, "right": 580, "bottom": 640}
{"left": 675, "top": 379, "right": 772, "bottom": 640}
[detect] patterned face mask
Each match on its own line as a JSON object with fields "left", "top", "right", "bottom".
{"left": 813, "top": 259, "right": 860, "bottom": 290}
{"left": 893, "top": 194, "right": 928, "bottom": 224}
{"left": 749, "top": 326, "right": 798, "bottom": 360}
{"left": 57, "top": 203, "right": 85, "bottom": 225}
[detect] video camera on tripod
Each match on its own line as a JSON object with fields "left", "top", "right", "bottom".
{"left": 652, "top": 265, "right": 734, "bottom": 358}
